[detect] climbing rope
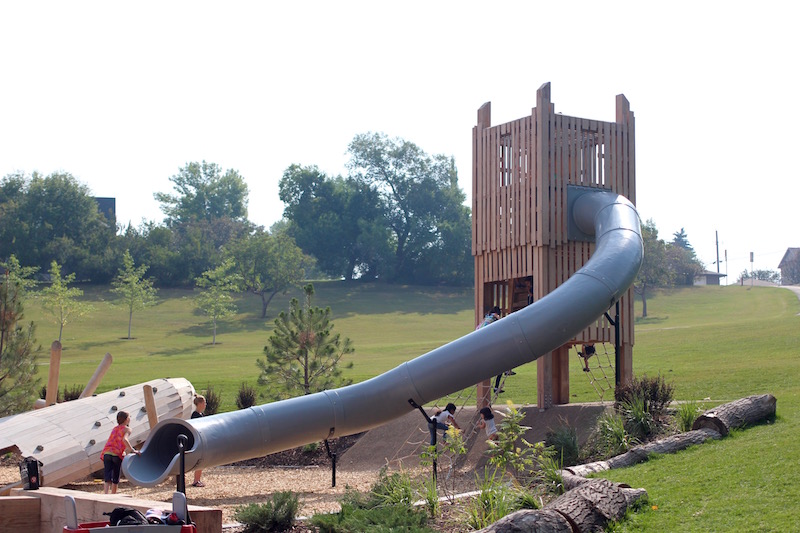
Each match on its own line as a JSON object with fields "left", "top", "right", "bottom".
{"left": 575, "top": 343, "right": 615, "bottom": 402}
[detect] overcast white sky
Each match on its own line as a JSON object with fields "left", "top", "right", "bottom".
{"left": 2, "top": 1, "right": 797, "bottom": 284}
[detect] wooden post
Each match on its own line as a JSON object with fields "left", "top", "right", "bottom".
{"left": 45, "top": 341, "right": 62, "bottom": 406}
{"left": 143, "top": 384, "right": 159, "bottom": 430}
{"left": 79, "top": 353, "right": 113, "bottom": 399}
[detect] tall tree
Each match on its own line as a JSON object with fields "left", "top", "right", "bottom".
{"left": 257, "top": 284, "right": 353, "bottom": 399}
{"left": 279, "top": 164, "right": 387, "bottom": 280}
{"left": 39, "top": 261, "right": 94, "bottom": 343}
{"left": 665, "top": 244, "right": 704, "bottom": 286}
{"left": 346, "top": 132, "right": 472, "bottom": 283}
{"left": 195, "top": 258, "right": 241, "bottom": 345}
{"left": 155, "top": 161, "right": 249, "bottom": 226}
{"left": 112, "top": 250, "right": 158, "bottom": 339}
{"left": 634, "top": 219, "right": 669, "bottom": 318}
{"left": 227, "top": 231, "right": 310, "bottom": 318}
{"left": 0, "top": 171, "right": 115, "bottom": 280}
{"left": 0, "top": 256, "right": 40, "bottom": 416}
{"left": 671, "top": 228, "right": 695, "bottom": 253}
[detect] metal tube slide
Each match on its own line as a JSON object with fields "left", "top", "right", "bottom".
{"left": 124, "top": 190, "right": 642, "bottom": 486}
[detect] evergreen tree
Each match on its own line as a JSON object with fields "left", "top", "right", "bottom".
{"left": 257, "top": 284, "right": 353, "bottom": 399}
{"left": 0, "top": 256, "right": 40, "bottom": 416}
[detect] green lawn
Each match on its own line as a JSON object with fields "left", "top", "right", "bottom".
{"left": 22, "top": 281, "right": 800, "bottom": 531}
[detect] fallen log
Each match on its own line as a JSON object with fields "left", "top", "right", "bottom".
{"left": 477, "top": 478, "right": 648, "bottom": 533}
{"left": 476, "top": 508, "right": 572, "bottom": 533}
{"left": 692, "top": 394, "right": 776, "bottom": 436}
{"left": 566, "top": 427, "right": 722, "bottom": 477}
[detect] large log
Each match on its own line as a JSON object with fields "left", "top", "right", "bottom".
{"left": 477, "top": 479, "right": 648, "bottom": 533}
{"left": 692, "top": 394, "right": 776, "bottom": 436}
{"left": 566, "top": 427, "right": 722, "bottom": 477}
{"left": 476, "top": 508, "right": 572, "bottom": 533}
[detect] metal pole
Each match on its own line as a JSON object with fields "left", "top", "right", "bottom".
{"left": 177, "top": 434, "right": 187, "bottom": 494}
{"left": 323, "top": 440, "right": 336, "bottom": 488}
{"left": 408, "top": 399, "right": 436, "bottom": 483}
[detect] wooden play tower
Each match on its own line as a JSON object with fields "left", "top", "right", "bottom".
{"left": 472, "top": 82, "right": 636, "bottom": 409}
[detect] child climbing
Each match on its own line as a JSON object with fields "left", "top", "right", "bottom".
{"left": 429, "top": 403, "right": 460, "bottom": 445}
{"left": 578, "top": 344, "right": 597, "bottom": 372}
{"left": 476, "top": 406, "right": 498, "bottom": 441}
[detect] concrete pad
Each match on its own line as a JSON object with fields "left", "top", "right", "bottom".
{"left": 339, "top": 403, "right": 609, "bottom": 475}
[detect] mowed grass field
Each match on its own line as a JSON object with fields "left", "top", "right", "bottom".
{"left": 21, "top": 281, "right": 800, "bottom": 531}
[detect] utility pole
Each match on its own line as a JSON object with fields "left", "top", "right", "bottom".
{"left": 750, "top": 252, "right": 754, "bottom": 287}
{"left": 715, "top": 231, "right": 720, "bottom": 273}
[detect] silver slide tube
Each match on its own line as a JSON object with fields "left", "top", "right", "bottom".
{"left": 124, "top": 190, "right": 642, "bottom": 486}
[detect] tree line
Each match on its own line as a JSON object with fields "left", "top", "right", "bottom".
{"left": 0, "top": 133, "right": 474, "bottom": 296}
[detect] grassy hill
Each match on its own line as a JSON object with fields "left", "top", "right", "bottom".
{"left": 19, "top": 281, "right": 800, "bottom": 530}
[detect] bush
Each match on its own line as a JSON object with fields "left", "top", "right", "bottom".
{"left": 236, "top": 382, "right": 258, "bottom": 409}
{"left": 62, "top": 384, "right": 83, "bottom": 402}
{"left": 232, "top": 491, "right": 298, "bottom": 532}
{"left": 311, "top": 503, "right": 433, "bottom": 533}
{"left": 621, "top": 396, "right": 655, "bottom": 440}
{"left": 203, "top": 384, "right": 221, "bottom": 415}
{"left": 615, "top": 374, "right": 674, "bottom": 418}
{"left": 596, "top": 410, "right": 637, "bottom": 456}
{"left": 677, "top": 400, "right": 703, "bottom": 432}
{"left": 545, "top": 425, "right": 579, "bottom": 466}
{"left": 302, "top": 441, "right": 319, "bottom": 454}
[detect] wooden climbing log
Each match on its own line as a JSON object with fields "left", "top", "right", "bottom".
{"left": 692, "top": 394, "right": 776, "bottom": 436}
{"left": 566, "top": 427, "right": 722, "bottom": 477}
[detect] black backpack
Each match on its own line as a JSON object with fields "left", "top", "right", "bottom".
{"left": 103, "top": 507, "right": 148, "bottom": 526}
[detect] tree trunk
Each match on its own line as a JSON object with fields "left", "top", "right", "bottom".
{"left": 212, "top": 317, "right": 217, "bottom": 345}
{"left": 477, "top": 508, "right": 572, "bottom": 533}
{"left": 477, "top": 479, "right": 647, "bottom": 533}
{"left": 692, "top": 394, "right": 777, "bottom": 436}
{"left": 127, "top": 310, "right": 133, "bottom": 339}
{"left": 566, "top": 427, "right": 722, "bottom": 477}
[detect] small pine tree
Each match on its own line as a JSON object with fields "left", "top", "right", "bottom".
{"left": 257, "top": 284, "right": 353, "bottom": 399}
{"left": 0, "top": 257, "right": 40, "bottom": 416}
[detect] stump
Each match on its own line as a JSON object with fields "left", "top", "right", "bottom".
{"left": 692, "top": 394, "right": 776, "bottom": 436}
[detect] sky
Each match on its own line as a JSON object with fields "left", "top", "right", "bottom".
{"left": 2, "top": 1, "right": 797, "bottom": 284}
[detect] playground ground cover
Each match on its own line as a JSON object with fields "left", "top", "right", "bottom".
{"left": 6, "top": 282, "right": 800, "bottom": 531}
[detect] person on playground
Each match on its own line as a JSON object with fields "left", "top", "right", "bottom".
{"left": 101, "top": 410, "right": 140, "bottom": 494}
{"left": 476, "top": 306, "right": 516, "bottom": 393}
{"left": 578, "top": 344, "right": 596, "bottom": 372}
{"left": 476, "top": 406, "right": 498, "bottom": 441}
{"left": 429, "top": 403, "right": 460, "bottom": 445}
{"left": 191, "top": 395, "right": 207, "bottom": 487}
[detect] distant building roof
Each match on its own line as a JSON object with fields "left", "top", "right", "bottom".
{"left": 779, "top": 248, "right": 800, "bottom": 269}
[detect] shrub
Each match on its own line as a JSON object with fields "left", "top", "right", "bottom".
{"left": 545, "top": 425, "right": 579, "bottom": 466}
{"left": 464, "top": 469, "right": 516, "bottom": 530}
{"left": 596, "top": 410, "right": 637, "bottom": 456}
{"left": 236, "top": 382, "right": 258, "bottom": 409}
{"left": 311, "top": 503, "right": 432, "bottom": 533}
{"left": 302, "top": 441, "right": 319, "bottom": 454}
{"left": 677, "top": 400, "right": 703, "bottom": 432}
{"left": 369, "top": 469, "right": 415, "bottom": 507}
{"left": 621, "top": 396, "right": 655, "bottom": 440}
{"left": 232, "top": 491, "right": 298, "bottom": 532}
{"left": 615, "top": 374, "right": 674, "bottom": 418}
{"left": 203, "top": 384, "right": 221, "bottom": 415}
{"left": 61, "top": 384, "right": 83, "bottom": 402}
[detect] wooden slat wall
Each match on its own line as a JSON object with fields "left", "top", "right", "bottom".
{"left": 473, "top": 82, "right": 636, "bottom": 350}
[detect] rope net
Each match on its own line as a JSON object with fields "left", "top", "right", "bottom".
{"left": 575, "top": 343, "right": 615, "bottom": 402}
